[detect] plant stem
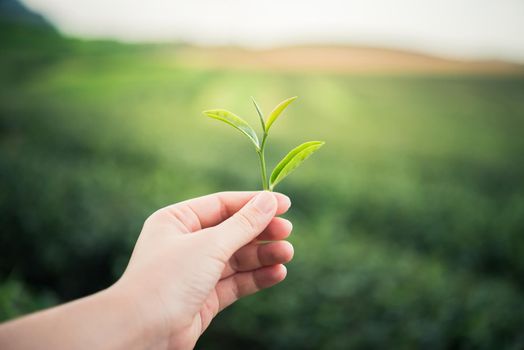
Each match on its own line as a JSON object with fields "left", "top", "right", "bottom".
{"left": 258, "top": 134, "right": 269, "bottom": 190}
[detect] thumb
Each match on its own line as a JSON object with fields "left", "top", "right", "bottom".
{"left": 206, "top": 191, "right": 278, "bottom": 256}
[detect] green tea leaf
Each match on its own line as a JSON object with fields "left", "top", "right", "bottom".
{"left": 265, "top": 96, "right": 298, "bottom": 133}
{"left": 251, "top": 96, "right": 265, "bottom": 131}
{"left": 203, "top": 109, "right": 260, "bottom": 149}
{"left": 270, "top": 141, "right": 325, "bottom": 190}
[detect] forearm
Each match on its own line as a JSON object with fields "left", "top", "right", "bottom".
{"left": 0, "top": 287, "right": 156, "bottom": 350}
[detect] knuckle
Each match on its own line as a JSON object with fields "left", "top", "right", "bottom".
{"left": 234, "top": 209, "right": 260, "bottom": 233}
{"left": 167, "top": 206, "right": 193, "bottom": 233}
{"left": 144, "top": 208, "right": 165, "bottom": 226}
{"left": 229, "top": 251, "right": 241, "bottom": 272}
{"left": 231, "top": 275, "right": 242, "bottom": 299}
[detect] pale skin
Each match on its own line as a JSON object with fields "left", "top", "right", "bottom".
{"left": 0, "top": 191, "right": 294, "bottom": 349}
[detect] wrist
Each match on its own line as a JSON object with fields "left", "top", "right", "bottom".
{"left": 104, "top": 282, "right": 170, "bottom": 349}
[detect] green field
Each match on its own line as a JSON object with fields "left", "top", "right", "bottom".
{"left": 1, "top": 21, "right": 524, "bottom": 349}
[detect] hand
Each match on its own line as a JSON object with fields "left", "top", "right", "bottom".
{"left": 113, "top": 191, "right": 294, "bottom": 349}
{"left": 0, "top": 191, "right": 293, "bottom": 350}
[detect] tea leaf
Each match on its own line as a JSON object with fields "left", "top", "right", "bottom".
{"left": 265, "top": 96, "right": 298, "bottom": 133}
{"left": 251, "top": 97, "right": 265, "bottom": 131}
{"left": 270, "top": 141, "right": 325, "bottom": 190}
{"left": 203, "top": 109, "right": 260, "bottom": 149}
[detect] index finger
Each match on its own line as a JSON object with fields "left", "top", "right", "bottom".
{"left": 165, "top": 191, "right": 291, "bottom": 232}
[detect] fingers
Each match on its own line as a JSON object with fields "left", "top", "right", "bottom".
{"left": 221, "top": 241, "right": 294, "bottom": 279}
{"left": 163, "top": 191, "right": 290, "bottom": 232}
{"left": 257, "top": 217, "right": 293, "bottom": 241}
{"left": 216, "top": 265, "right": 287, "bottom": 312}
{"left": 202, "top": 192, "right": 280, "bottom": 255}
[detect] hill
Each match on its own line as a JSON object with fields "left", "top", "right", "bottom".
{"left": 0, "top": 0, "right": 50, "bottom": 27}
{"left": 176, "top": 45, "right": 524, "bottom": 74}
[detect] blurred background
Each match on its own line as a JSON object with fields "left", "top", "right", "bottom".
{"left": 1, "top": 0, "right": 524, "bottom": 348}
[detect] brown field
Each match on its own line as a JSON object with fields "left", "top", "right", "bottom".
{"left": 175, "top": 45, "right": 524, "bottom": 74}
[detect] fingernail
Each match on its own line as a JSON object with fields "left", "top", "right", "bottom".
{"left": 253, "top": 191, "right": 276, "bottom": 213}
{"left": 283, "top": 195, "right": 291, "bottom": 208}
{"left": 274, "top": 192, "right": 291, "bottom": 209}
{"left": 284, "top": 219, "right": 293, "bottom": 231}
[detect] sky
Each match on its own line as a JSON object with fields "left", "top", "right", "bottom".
{"left": 22, "top": 0, "right": 524, "bottom": 62}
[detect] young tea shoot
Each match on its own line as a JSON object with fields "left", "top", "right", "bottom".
{"left": 203, "top": 97, "right": 325, "bottom": 191}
